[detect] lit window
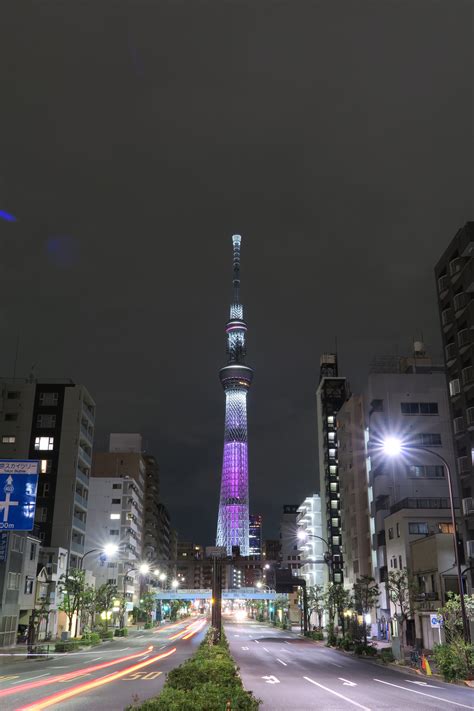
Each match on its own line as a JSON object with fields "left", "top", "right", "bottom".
{"left": 329, "top": 465, "right": 337, "bottom": 475}
{"left": 328, "top": 432, "right": 336, "bottom": 442}
{"left": 110, "top": 513, "right": 121, "bottom": 520}
{"left": 39, "top": 392, "right": 59, "bottom": 406}
{"left": 331, "top": 517, "right": 339, "bottom": 527}
{"left": 2, "top": 436, "right": 16, "bottom": 443}
{"left": 327, "top": 416, "right": 334, "bottom": 425}
{"left": 36, "top": 414, "right": 56, "bottom": 428}
{"left": 328, "top": 448, "right": 337, "bottom": 459}
{"left": 35, "top": 436, "right": 54, "bottom": 451}
{"left": 40, "top": 460, "right": 52, "bottom": 474}
{"left": 438, "top": 522, "right": 454, "bottom": 534}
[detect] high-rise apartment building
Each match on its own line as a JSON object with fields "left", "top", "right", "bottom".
{"left": 316, "top": 354, "right": 347, "bottom": 584}
{"left": 337, "top": 394, "right": 372, "bottom": 588}
{"left": 143, "top": 455, "right": 160, "bottom": 561}
{"left": 296, "top": 494, "right": 325, "bottom": 588}
{"left": 280, "top": 504, "right": 301, "bottom": 573}
{"left": 435, "top": 221, "right": 474, "bottom": 563}
{"left": 249, "top": 514, "right": 262, "bottom": 556}
{"left": 365, "top": 347, "right": 457, "bottom": 640}
{"left": 0, "top": 378, "right": 95, "bottom": 567}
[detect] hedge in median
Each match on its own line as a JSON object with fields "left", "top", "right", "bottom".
{"left": 128, "top": 628, "right": 260, "bottom": 710}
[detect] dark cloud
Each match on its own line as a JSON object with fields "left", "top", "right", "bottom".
{"left": 0, "top": 1, "right": 472, "bottom": 543}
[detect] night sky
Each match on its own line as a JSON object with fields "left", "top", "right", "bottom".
{"left": 1, "top": 2, "right": 472, "bottom": 544}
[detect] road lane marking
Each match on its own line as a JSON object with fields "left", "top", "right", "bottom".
{"left": 16, "top": 647, "right": 177, "bottom": 711}
{"left": 284, "top": 641, "right": 291, "bottom": 645}
{"left": 122, "top": 670, "right": 162, "bottom": 681}
{"left": 116, "top": 647, "right": 130, "bottom": 651}
{"left": 242, "top": 647, "right": 249, "bottom": 650}
{"left": 254, "top": 639, "right": 260, "bottom": 644}
{"left": 304, "top": 677, "right": 371, "bottom": 711}
{"left": 373, "top": 679, "right": 474, "bottom": 708}
{"left": 136, "top": 635, "right": 144, "bottom": 638}
{"left": 339, "top": 678, "right": 357, "bottom": 686}
{"left": 0, "top": 675, "right": 19, "bottom": 681}
{"left": 12, "top": 674, "right": 50, "bottom": 684}
{"left": 328, "top": 661, "right": 344, "bottom": 668}
{"left": 276, "top": 658, "right": 287, "bottom": 666}
{"left": 262, "top": 647, "right": 269, "bottom": 652}
{"left": 405, "top": 679, "right": 442, "bottom": 688}
{"left": 262, "top": 675, "right": 280, "bottom": 684}
{"left": 90, "top": 656, "right": 102, "bottom": 661}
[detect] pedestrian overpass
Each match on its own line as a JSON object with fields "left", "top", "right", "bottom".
{"left": 154, "top": 587, "right": 277, "bottom": 601}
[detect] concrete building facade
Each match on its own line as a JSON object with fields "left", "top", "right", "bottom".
{"left": 296, "top": 494, "right": 325, "bottom": 588}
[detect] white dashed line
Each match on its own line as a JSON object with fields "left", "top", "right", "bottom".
{"left": 12, "top": 673, "right": 50, "bottom": 684}
{"left": 276, "top": 658, "right": 287, "bottom": 666}
{"left": 90, "top": 656, "right": 103, "bottom": 661}
{"left": 373, "top": 679, "right": 473, "bottom": 708}
{"left": 304, "top": 677, "right": 371, "bottom": 711}
{"left": 262, "top": 647, "right": 270, "bottom": 652}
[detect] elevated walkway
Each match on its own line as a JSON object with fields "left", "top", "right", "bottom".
{"left": 155, "top": 587, "right": 276, "bottom": 600}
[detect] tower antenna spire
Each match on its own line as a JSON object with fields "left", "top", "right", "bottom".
{"left": 232, "top": 234, "right": 241, "bottom": 304}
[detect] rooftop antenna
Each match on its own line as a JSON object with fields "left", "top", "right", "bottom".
{"left": 232, "top": 234, "right": 241, "bottom": 304}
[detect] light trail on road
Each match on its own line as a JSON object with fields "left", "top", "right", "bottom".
{"left": 0, "top": 645, "right": 153, "bottom": 699}
{"left": 16, "top": 647, "right": 177, "bottom": 711}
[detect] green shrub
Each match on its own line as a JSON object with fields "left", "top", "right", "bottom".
{"left": 54, "top": 640, "right": 81, "bottom": 653}
{"left": 337, "top": 637, "right": 354, "bottom": 651}
{"left": 433, "top": 641, "right": 474, "bottom": 682}
{"left": 144, "top": 622, "right": 152, "bottom": 630}
{"left": 114, "top": 628, "right": 128, "bottom": 637}
{"left": 380, "top": 648, "right": 395, "bottom": 664}
{"left": 353, "top": 642, "right": 377, "bottom": 656}
{"left": 100, "top": 630, "right": 114, "bottom": 640}
{"left": 127, "top": 682, "right": 259, "bottom": 710}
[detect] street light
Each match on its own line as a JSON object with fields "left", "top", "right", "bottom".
{"left": 121, "top": 562, "right": 150, "bottom": 627}
{"left": 297, "top": 530, "right": 333, "bottom": 568}
{"left": 171, "top": 579, "right": 179, "bottom": 589}
{"left": 79, "top": 543, "right": 119, "bottom": 570}
{"left": 381, "top": 435, "right": 470, "bottom": 643}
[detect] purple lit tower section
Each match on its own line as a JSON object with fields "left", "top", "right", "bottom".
{"left": 216, "top": 235, "right": 253, "bottom": 556}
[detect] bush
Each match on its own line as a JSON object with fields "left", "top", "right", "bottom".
{"left": 127, "top": 629, "right": 260, "bottom": 710}
{"left": 353, "top": 642, "right": 377, "bottom": 657}
{"left": 100, "top": 630, "right": 114, "bottom": 640}
{"left": 379, "top": 648, "right": 395, "bottom": 664}
{"left": 337, "top": 637, "right": 354, "bottom": 651}
{"left": 433, "top": 641, "right": 474, "bottom": 682}
{"left": 114, "top": 628, "right": 128, "bottom": 637}
{"left": 54, "top": 639, "right": 82, "bottom": 653}
{"left": 144, "top": 622, "right": 152, "bottom": 630}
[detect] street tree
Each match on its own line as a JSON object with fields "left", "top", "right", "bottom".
{"left": 437, "top": 592, "right": 474, "bottom": 643}
{"left": 59, "top": 570, "right": 86, "bottom": 634}
{"left": 95, "top": 582, "right": 118, "bottom": 632}
{"left": 387, "top": 568, "right": 417, "bottom": 656}
{"left": 306, "top": 584, "right": 325, "bottom": 630}
{"left": 139, "top": 591, "right": 156, "bottom": 624}
{"left": 353, "top": 575, "right": 380, "bottom": 645}
{"left": 325, "top": 583, "right": 352, "bottom": 641}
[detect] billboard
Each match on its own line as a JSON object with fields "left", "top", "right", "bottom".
{"left": 0, "top": 460, "right": 39, "bottom": 531}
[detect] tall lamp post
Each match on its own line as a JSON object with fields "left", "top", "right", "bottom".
{"left": 382, "top": 436, "right": 470, "bottom": 643}
{"left": 79, "top": 543, "right": 119, "bottom": 570}
{"left": 122, "top": 562, "right": 150, "bottom": 628}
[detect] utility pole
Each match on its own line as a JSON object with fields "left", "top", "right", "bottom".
{"left": 211, "top": 556, "right": 223, "bottom": 643}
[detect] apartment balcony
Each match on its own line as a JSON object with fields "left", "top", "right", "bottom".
{"left": 454, "top": 416, "right": 466, "bottom": 435}
{"left": 441, "top": 307, "right": 453, "bottom": 331}
{"left": 454, "top": 292, "right": 468, "bottom": 314}
{"left": 78, "top": 446, "right": 92, "bottom": 466}
{"left": 74, "top": 491, "right": 88, "bottom": 509}
{"left": 445, "top": 343, "right": 457, "bottom": 365}
{"left": 458, "top": 456, "right": 470, "bottom": 476}
{"left": 80, "top": 423, "right": 93, "bottom": 445}
{"left": 82, "top": 402, "right": 95, "bottom": 424}
{"left": 389, "top": 497, "right": 455, "bottom": 514}
{"left": 76, "top": 467, "right": 89, "bottom": 488}
{"left": 462, "top": 497, "right": 474, "bottom": 516}
{"left": 462, "top": 366, "right": 474, "bottom": 388}
{"left": 73, "top": 516, "right": 86, "bottom": 532}
{"left": 70, "top": 539, "right": 84, "bottom": 554}
{"left": 438, "top": 274, "right": 449, "bottom": 296}
{"left": 450, "top": 257, "right": 463, "bottom": 280}
{"left": 458, "top": 329, "right": 471, "bottom": 351}
{"left": 467, "top": 407, "right": 474, "bottom": 429}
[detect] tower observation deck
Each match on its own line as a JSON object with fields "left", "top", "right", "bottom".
{"left": 216, "top": 235, "right": 253, "bottom": 556}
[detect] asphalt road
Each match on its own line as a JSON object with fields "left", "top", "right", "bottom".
{"left": 0, "top": 616, "right": 207, "bottom": 711}
{"left": 226, "top": 619, "right": 474, "bottom": 710}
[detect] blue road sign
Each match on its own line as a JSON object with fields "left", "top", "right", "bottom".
{"left": 0, "top": 461, "right": 39, "bottom": 531}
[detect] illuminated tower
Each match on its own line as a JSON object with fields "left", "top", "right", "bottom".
{"left": 216, "top": 235, "right": 253, "bottom": 556}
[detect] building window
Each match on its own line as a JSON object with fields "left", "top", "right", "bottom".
{"left": 413, "top": 433, "right": 442, "bottom": 447}
{"left": 328, "top": 448, "right": 337, "bottom": 459}
{"left": 409, "top": 522, "right": 429, "bottom": 535}
{"left": 449, "top": 379, "right": 461, "bottom": 397}
{"left": 408, "top": 464, "right": 445, "bottom": 479}
{"left": 4, "top": 413, "right": 18, "bottom": 421}
{"left": 401, "top": 402, "right": 439, "bottom": 415}
{"left": 399, "top": 555, "right": 403, "bottom": 569}
{"left": 109, "top": 530, "right": 119, "bottom": 535}
{"left": 329, "top": 465, "right": 337, "bottom": 475}
{"left": 328, "top": 431, "right": 336, "bottom": 442}
{"left": 111, "top": 498, "right": 121, "bottom": 504}
{"left": 107, "top": 578, "right": 117, "bottom": 585}
{"left": 36, "top": 414, "right": 56, "bottom": 428}
{"left": 41, "top": 483, "right": 49, "bottom": 496}
{"left": 388, "top": 527, "right": 394, "bottom": 540}
{"left": 24, "top": 577, "right": 34, "bottom": 595}
{"left": 420, "top": 402, "right": 439, "bottom": 415}
{"left": 333, "top": 572, "right": 342, "bottom": 583}
{"left": 107, "top": 562, "right": 117, "bottom": 568}
{"left": 396, "top": 523, "right": 400, "bottom": 538}
{"left": 7, "top": 391, "right": 20, "bottom": 399}
{"left": 401, "top": 402, "right": 419, "bottom": 415}
{"left": 110, "top": 513, "right": 120, "bottom": 520}
{"left": 36, "top": 507, "right": 48, "bottom": 522}
{"left": 393, "top": 558, "right": 398, "bottom": 568}
{"left": 39, "top": 392, "right": 59, "bottom": 406}
{"left": 29, "top": 543, "right": 37, "bottom": 560}
{"left": 40, "top": 459, "right": 52, "bottom": 474}
{"left": 112, "top": 484, "right": 122, "bottom": 490}
{"left": 35, "top": 436, "right": 54, "bottom": 451}
{"left": 7, "top": 572, "right": 20, "bottom": 590}
{"left": 2, "top": 436, "right": 16, "bottom": 443}
{"left": 438, "top": 522, "right": 455, "bottom": 534}
{"left": 332, "top": 535, "right": 340, "bottom": 546}
{"left": 11, "top": 535, "right": 25, "bottom": 553}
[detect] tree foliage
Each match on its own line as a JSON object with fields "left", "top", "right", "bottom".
{"left": 58, "top": 570, "right": 86, "bottom": 633}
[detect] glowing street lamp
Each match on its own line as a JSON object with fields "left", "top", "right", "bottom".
{"left": 154, "top": 568, "right": 160, "bottom": 577}
{"left": 159, "top": 573, "right": 167, "bottom": 582}
{"left": 79, "top": 543, "right": 119, "bottom": 570}
{"left": 171, "top": 579, "right": 179, "bottom": 589}
{"left": 381, "top": 435, "right": 470, "bottom": 643}
{"left": 139, "top": 563, "right": 150, "bottom": 575}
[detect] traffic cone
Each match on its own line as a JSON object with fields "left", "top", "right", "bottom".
{"left": 421, "top": 654, "right": 432, "bottom": 676}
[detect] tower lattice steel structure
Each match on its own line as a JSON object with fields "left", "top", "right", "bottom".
{"left": 216, "top": 235, "right": 253, "bottom": 556}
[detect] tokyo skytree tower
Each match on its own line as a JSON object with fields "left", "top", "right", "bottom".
{"left": 216, "top": 235, "right": 253, "bottom": 556}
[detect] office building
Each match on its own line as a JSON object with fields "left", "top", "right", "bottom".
{"left": 316, "top": 354, "right": 348, "bottom": 584}
{"left": 249, "top": 514, "right": 262, "bottom": 556}
{"left": 435, "top": 221, "right": 474, "bottom": 564}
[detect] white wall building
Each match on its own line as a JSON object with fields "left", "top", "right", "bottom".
{"left": 297, "top": 494, "right": 325, "bottom": 589}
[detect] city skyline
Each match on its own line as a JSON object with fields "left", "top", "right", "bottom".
{"left": 0, "top": 3, "right": 472, "bottom": 543}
